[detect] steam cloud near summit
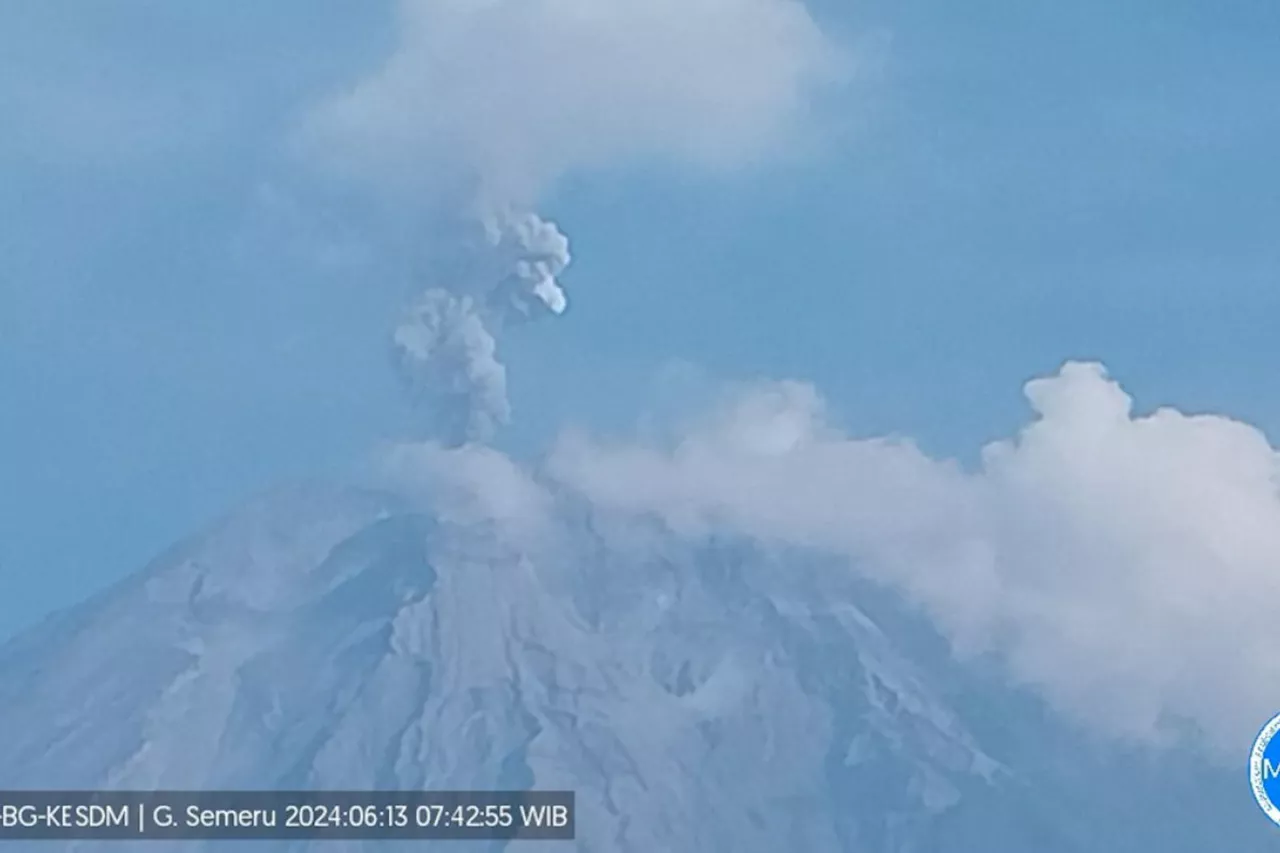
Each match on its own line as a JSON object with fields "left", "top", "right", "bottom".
{"left": 302, "top": 0, "right": 845, "bottom": 442}
{"left": 549, "top": 362, "right": 1280, "bottom": 759}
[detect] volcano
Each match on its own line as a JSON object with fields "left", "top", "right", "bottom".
{"left": 0, "top": 482, "right": 1266, "bottom": 851}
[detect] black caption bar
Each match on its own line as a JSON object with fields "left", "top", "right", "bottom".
{"left": 0, "top": 791, "right": 574, "bottom": 841}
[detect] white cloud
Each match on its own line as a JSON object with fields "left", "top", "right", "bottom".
{"left": 299, "top": 0, "right": 847, "bottom": 202}
{"left": 377, "top": 440, "right": 554, "bottom": 539}
{"left": 548, "top": 362, "right": 1280, "bottom": 758}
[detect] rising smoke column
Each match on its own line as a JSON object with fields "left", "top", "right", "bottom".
{"left": 391, "top": 209, "right": 571, "bottom": 445}
{"left": 298, "top": 0, "right": 845, "bottom": 443}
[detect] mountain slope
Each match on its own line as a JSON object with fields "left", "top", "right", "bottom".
{"left": 0, "top": 484, "right": 1268, "bottom": 851}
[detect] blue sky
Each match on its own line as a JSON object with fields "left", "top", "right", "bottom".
{"left": 2, "top": 0, "right": 1279, "bottom": 644}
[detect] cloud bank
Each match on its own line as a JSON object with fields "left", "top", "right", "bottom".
{"left": 549, "top": 362, "right": 1280, "bottom": 758}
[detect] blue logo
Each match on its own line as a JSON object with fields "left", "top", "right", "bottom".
{"left": 1251, "top": 713, "right": 1280, "bottom": 826}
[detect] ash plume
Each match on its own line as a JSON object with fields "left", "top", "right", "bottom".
{"left": 296, "top": 0, "right": 844, "bottom": 444}
{"left": 392, "top": 209, "right": 571, "bottom": 444}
